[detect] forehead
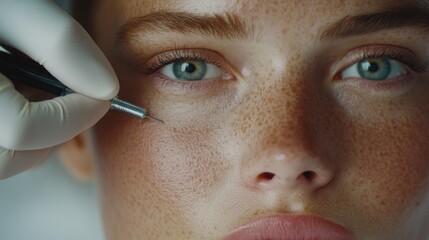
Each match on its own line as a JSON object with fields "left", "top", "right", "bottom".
{"left": 107, "top": 0, "right": 421, "bottom": 18}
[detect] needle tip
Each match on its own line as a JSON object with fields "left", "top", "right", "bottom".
{"left": 146, "top": 115, "right": 165, "bottom": 123}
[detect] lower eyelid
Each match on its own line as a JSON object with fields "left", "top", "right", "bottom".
{"left": 333, "top": 74, "right": 418, "bottom": 97}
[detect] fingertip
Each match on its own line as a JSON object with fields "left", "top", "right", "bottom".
{"left": 89, "top": 77, "right": 120, "bottom": 100}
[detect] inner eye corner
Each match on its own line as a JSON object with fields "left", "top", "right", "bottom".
{"left": 257, "top": 172, "right": 276, "bottom": 181}
{"left": 332, "top": 69, "right": 345, "bottom": 81}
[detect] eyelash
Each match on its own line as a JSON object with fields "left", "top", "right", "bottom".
{"left": 141, "top": 49, "right": 225, "bottom": 74}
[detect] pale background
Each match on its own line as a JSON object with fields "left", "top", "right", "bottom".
{"left": 0, "top": 156, "right": 104, "bottom": 240}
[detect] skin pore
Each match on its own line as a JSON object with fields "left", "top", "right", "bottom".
{"left": 64, "top": 0, "right": 429, "bottom": 239}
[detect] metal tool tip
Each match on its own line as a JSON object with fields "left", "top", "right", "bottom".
{"left": 146, "top": 115, "right": 165, "bottom": 123}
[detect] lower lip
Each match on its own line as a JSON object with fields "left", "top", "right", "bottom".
{"left": 223, "top": 214, "right": 353, "bottom": 240}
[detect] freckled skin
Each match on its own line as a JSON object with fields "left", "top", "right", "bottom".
{"left": 86, "top": 0, "right": 429, "bottom": 239}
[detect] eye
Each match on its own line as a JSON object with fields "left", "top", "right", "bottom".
{"left": 160, "top": 60, "right": 223, "bottom": 81}
{"left": 341, "top": 57, "right": 407, "bottom": 81}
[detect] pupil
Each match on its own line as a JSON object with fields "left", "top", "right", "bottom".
{"left": 357, "top": 57, "right": 391, "bottom": 81}
{"left": 181, "top": 63, "right": 196, "bottom": 73}
{"left": 368, "top": 62, "right": 379, "bottom": 72}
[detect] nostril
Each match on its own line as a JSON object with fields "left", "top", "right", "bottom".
{"left": 257, "top": 172, "right": 275, "bottom": 181}
{"left": 302, "top": 171, "right": 316, "bottom": 181}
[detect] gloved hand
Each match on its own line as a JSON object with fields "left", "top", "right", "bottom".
{"left": 0, "top": 0, "right": 119, "bottom": 179}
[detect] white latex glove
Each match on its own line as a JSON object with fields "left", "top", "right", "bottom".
{"left": 0, "top": 0, "right": 119, "bottom": 179}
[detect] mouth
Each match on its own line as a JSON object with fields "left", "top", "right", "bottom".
{"left": 222, "top": 214, "right": 353, "bottom": 240}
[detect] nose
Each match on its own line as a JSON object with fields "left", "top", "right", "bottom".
{"left": 241, "top": 146, "right": 334, "bottom": 193}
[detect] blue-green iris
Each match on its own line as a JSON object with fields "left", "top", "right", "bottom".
{"left": 357, "top": 57, "right": 391, "bottom": 80}
{"left": 172, "top": 60, "right": 207, "bottom": 81}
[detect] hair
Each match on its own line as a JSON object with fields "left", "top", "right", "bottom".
{"left": 71, "top": 0, "right": 96, "bottom": 32}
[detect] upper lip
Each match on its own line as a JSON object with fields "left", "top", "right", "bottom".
{"left": 222, "top": 214, "right": 353, "bottom": 240}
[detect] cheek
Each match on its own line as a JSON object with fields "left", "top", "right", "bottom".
{"left": 333, "top": 97, "right": 429, "bottom": 234}
{"left": 93, "top": 108, "right": 232, "bottom": 229}
{"left": 139, "top": 126, "right": 230, "bottom": 207}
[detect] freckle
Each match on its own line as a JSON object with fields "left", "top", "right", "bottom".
{"left": 265, "top": 8, "right": 270, "bottom": 14}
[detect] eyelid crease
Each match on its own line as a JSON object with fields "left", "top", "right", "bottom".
{"left": 138, "top": 48, "right": 236, "bottom": 76}
{"left": 360, "top": 48, "right": 428, "bottom": 73}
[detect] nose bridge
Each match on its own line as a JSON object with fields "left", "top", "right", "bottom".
{"left": 234, "top": 72, "right": 334, "bottom": 194}
{"left": 234, "top": 72, "right": 313, "bottom": 149}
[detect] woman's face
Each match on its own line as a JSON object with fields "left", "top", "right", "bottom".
{"left": 87, "top": 0, "right": 429, "bottom": 239}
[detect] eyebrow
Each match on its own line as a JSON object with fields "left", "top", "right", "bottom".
{"left": 117, "top": 12, "right": 253, "bottom": 43}
{"left": 118, "top": 5, "right": 429, "bottom": 45}
{"left": 320, "top": 5, "right": 429, "bottom": 41}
